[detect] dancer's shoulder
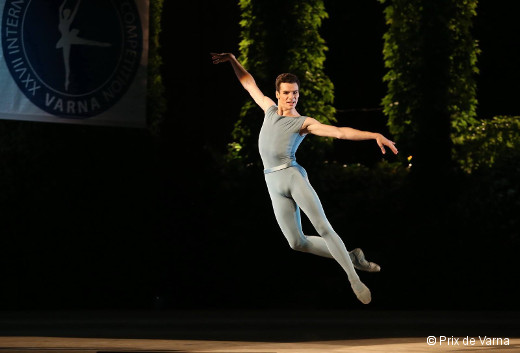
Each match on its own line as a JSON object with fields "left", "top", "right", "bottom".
{"left": 264, "top": 104, "right": 278, "bottom": 118}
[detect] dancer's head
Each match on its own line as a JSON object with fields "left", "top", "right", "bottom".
{"left": 275, "top": 73, "right": 300, "bottom": 93}
{"left": 63, "top": 8, "right": 72, "bottom": 19}
{"left": 275, "top": 73, "right": 300, "bottom": 111}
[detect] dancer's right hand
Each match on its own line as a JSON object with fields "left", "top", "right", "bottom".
{"left": 211, "top": 52, "right": 234, "bottom": 64}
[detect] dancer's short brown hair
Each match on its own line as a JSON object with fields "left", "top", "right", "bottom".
{"left": 275, "top": 73, "right": 300, "bottom": 92}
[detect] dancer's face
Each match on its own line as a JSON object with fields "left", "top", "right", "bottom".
{"left": 276, "top": 82, "right": 299, "bottom": 111}
{"left": 63, "top": 9, "right": 71, "bottom": 19}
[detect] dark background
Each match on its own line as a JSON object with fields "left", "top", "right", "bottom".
{"left": 1, "top": 0, "right": 519, "bottom": 314}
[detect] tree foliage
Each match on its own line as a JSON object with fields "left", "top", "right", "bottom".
{"left": 379, "top": 0, "right": 479, "bottom": 173}
{"left": 148, "top": 0, "right": 166, "bottom": 136}
{"left": 228, "top": 0, "right": 336, "bottom": 167}
{"left": 455, "top": 116, "right": 520, "bottom": 173}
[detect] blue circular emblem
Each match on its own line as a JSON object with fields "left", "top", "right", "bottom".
{"left": 1, "top": 0, "right": 143, "bottom": 118}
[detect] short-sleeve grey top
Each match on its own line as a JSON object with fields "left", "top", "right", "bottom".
{"left": 258, "top": 105, "right": 308, "bottom": 169}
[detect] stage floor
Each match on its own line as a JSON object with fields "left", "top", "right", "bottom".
{"left": 1, "top": 336, "right": 520, "bottom": 353}
{"left": 1, "top": 310, "right": 519, "bottom": 353}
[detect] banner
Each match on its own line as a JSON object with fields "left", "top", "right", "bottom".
{"left": 0, "top": 0, "right": 148, "bottom": 127}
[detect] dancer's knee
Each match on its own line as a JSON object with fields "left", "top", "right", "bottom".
{"left": 287, "top": 237, "right": 308, "bottom": 252}
{"left": 314, "top": 221, "right": 335, "bottom": 239}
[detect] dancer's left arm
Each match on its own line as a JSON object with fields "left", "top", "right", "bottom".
{"left": 301, "top": 118, "right": 398, "bottom": 155}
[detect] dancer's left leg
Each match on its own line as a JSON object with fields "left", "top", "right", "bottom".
{"left": 73, "top": 37, "right": 110, "bottom": 47}
{"left": 295, "top": 234, "right": 380, "bottom": 272}
{"left": 62, "top": 45, "right": 71, "bottom": 90}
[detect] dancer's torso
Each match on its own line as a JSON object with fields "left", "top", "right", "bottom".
{"left": 258, "top": 105, "right": 307, "bottom": 169}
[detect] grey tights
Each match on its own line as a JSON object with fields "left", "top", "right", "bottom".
{"left": 265, "top": 165, "right": 371, "bottom": 303}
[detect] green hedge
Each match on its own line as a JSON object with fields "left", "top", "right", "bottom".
{"left": 147, "top": 0, "right": 166, "bottom": 136}
{"left": 379, "top": 0, "right": 479, "bottom": 171}
{"left": 455, "top": 116, "right": 520, "bottom": 173}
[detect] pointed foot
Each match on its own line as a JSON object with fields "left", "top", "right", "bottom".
{"left": 350, "top": 248, "right": 381, "bottom": 272}
{"left": 351, "top": 279, "right": 372, "bottom": 304}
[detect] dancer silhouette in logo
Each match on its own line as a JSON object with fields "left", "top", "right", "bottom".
{"left": 212, "top": 53, "right": 398, "bottom": 304}
{"left": 56, "top": 0, "right": 110, "bottom": 91}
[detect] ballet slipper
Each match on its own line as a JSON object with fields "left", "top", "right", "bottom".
{"left": 349, "top": 248, "right": 381, "bottom": 272}
{"left": 350, "top": 279, "right": 372, "bottom": 304}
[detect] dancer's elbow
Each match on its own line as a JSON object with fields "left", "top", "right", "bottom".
{"left": 239, "top": 74, "right": 255, "bottom": 90}
{"left": 329, "top": 126, "right": 345, "bottom": 139}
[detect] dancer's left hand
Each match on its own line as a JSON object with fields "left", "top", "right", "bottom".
{"left": 376, "top": 134, "right": 398, "bottom": 155}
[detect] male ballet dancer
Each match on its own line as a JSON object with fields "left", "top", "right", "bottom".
{"left": 211, "top": 52, "right": 398, "bottom": 304}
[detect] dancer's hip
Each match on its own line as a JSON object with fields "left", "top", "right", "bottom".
{"left": 263, "top": 160, "right": 299, "bottom": 174}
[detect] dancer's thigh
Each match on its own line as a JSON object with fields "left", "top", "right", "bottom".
{"left": 265, "top": 171, "right": 305, "bottom": 246}
{"left": 289, "top": 167, "right": 334, "bottom": 234}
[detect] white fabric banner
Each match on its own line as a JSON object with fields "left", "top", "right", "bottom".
{"left": 0, "top": 0, "right": 148, "bottom": 127}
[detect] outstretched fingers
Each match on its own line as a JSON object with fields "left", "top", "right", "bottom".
{"left": 210, "top": 53, "right": 221, "bottom": 64}
{"left": 377, "top": 136, "right": 398, "bottom": 155}
{"left": 210, "top": 52, "right": 231, "bottom": 64}
{"left": 378, "top": 140, "right": 387, "bottom": 154}
{"left": 386, "top": 140, "right": 398, "bottom": 155}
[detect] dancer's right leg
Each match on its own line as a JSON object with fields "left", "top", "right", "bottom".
{"left": 295, "top": 234, "right": 381, "bottom": 272}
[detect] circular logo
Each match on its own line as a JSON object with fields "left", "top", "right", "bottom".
{"left": 1, "top": 0, "right": 143, "bottom": 119}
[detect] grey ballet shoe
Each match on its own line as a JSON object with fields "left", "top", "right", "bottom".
{"left": 349, "top": 248, "right": 381, "bottom": 272}
{"left": 350, "top": 279, "right": 372, "bottom": 304}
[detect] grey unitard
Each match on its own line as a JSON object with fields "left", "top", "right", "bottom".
{"left": 259, "top": 105, "right": 359, "bottom": 282}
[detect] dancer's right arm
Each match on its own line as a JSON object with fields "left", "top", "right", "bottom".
{"left": 59, "top": 0, "right": 66, "bottom": 19}
{"left": 211, "top": 53, "right": 275, "bottom": 112}
{"left": 71, "top": 0, "right": 81, "bottom": 20}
